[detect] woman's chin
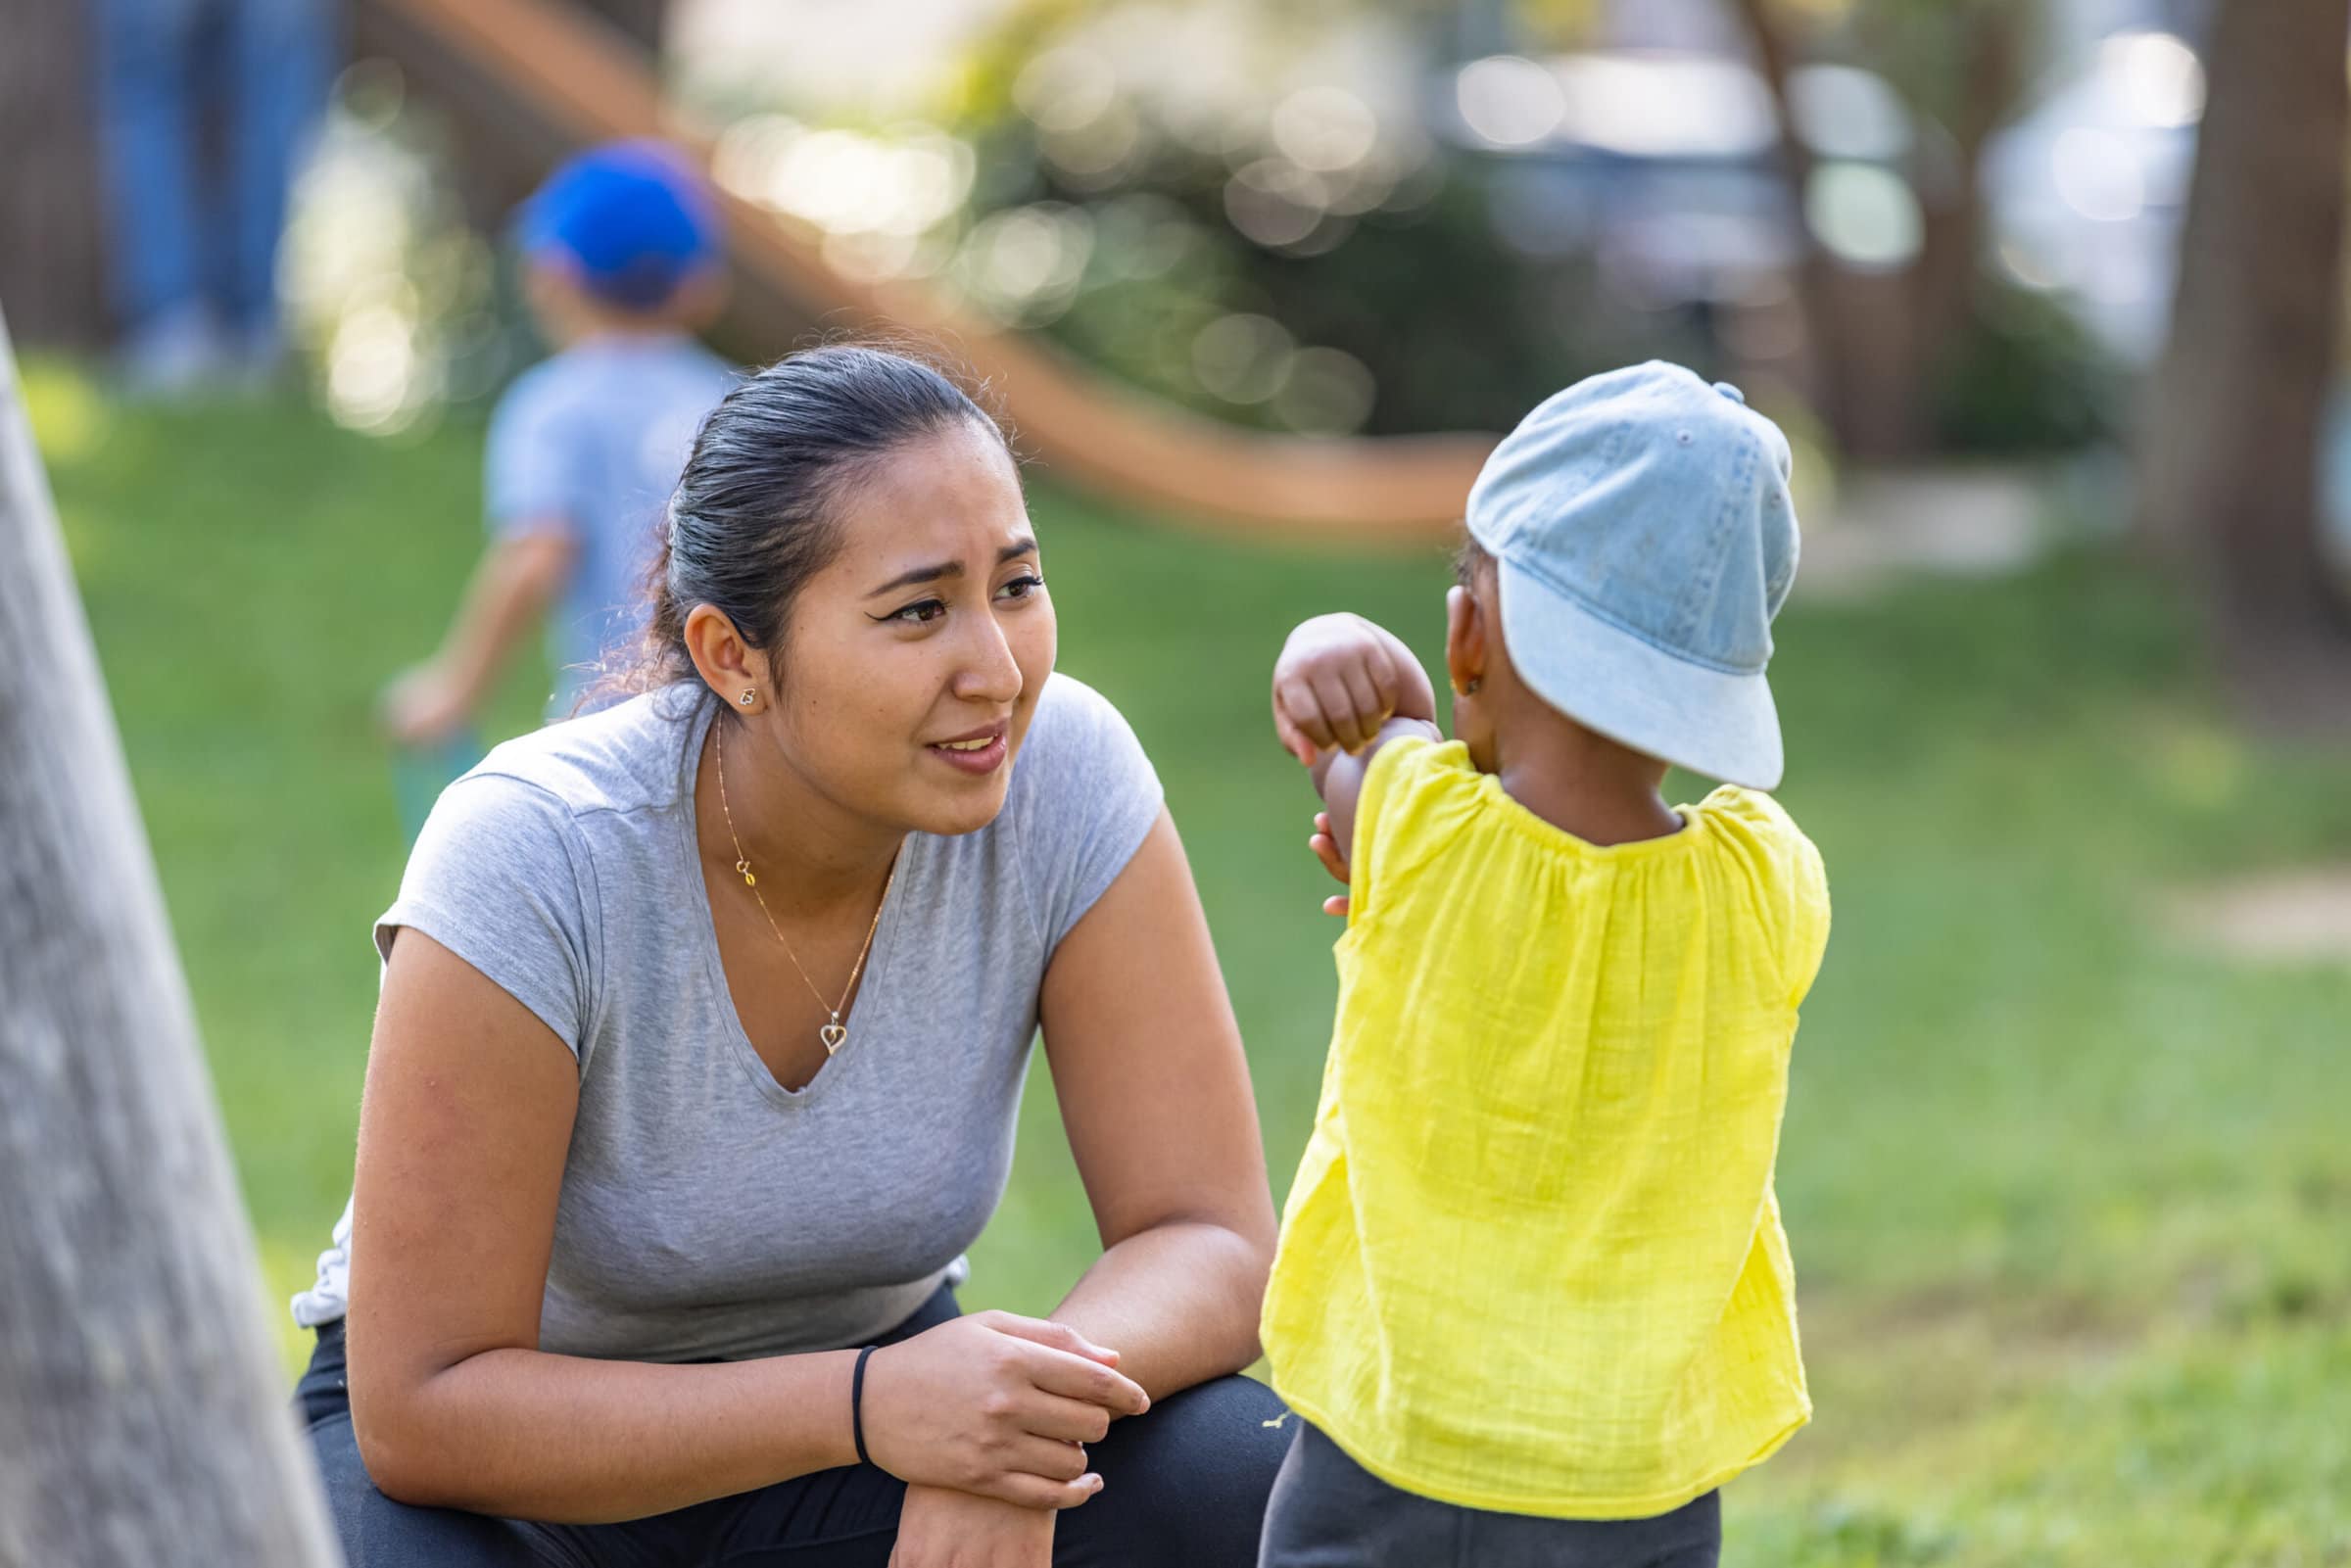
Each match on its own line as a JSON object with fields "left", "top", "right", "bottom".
{"left": 901, "top": 774, "right": 1016, "bottom": 839}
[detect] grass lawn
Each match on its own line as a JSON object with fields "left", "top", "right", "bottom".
{"left": 26, "top": 360, "right": 2351, "bottom": 1565}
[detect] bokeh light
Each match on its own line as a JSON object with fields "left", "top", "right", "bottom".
{"left": 2052, "top": 126, "right": 2147, "bottom": 223}
{"left": 1454, "top": 56, "right": 1566, "bottom": 149}
{"left": 1804, "top": 161, "right": 1924, "bottom": 271}
{"left": 1191, "top": 312, "right": 1294, "bottom": 404}
{"left": 2104, "top": 30, "right": 2205, "bottom": 129}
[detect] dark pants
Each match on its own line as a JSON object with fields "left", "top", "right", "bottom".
{"left": 298, "top": 1287, "right": 1292, "bottom": 1566}
{"left": 1258, "top": 1421, "right": 1720, "bottom": 1568}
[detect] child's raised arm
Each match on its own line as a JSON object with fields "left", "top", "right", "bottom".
{"left": 1271, "top": 615, "right": 1443, "bottom": 890}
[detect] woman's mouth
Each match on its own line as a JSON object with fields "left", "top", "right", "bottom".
{"left": 927, "top": 728, "right": 1009, "bottom": 775}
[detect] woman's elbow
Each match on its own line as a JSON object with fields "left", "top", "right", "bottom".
{"left": 1214, "top": 1218, "right": 1277, "bottom": 1367}
{"left": 351, "top": 1389, "right": 464, "bottom": 1509}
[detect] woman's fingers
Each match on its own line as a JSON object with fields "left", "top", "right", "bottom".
{"left": 1022, "top": 1343, "right": 1150, "bottom": 1415}
{"left": 1003, "top": 1435, "right": 1091, "bottom": 1484}
{"left": 1021, "top": 1391, "right": 1116, "bottom": 1445}
{"left": 977, "top": 1311, "right": 1120, "bottom": 1367}
{"left": 985, "top": 1470, "right": 1103, "bottom": 1512}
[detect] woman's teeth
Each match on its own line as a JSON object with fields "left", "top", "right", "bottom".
{"left": 938, "top": 738, "right": 994, "bottom": 751}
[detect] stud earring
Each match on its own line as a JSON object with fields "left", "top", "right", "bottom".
{"left": 1462, "top": 678, "right": 1482, "bottom": 696}
{"left": 740, "top": 689, "right": 756, "bottom": 706}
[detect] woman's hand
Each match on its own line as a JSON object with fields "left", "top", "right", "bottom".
{"left": 888, "top": 1483, "right": 1058, "bottom": 1568}
{"left": 862, "top": 1311, "right": 1142, "bottom": 1509}
{"left": 1271, "top": 614, "right": 1435, "bottom": 765}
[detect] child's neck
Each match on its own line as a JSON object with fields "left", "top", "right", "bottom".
{"left": 1493, "top": 723, "right": 1683, "bottom": 848}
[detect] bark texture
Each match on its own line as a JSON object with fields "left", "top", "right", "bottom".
{"left": 0, "top": 312, "right": 342, "bottom": 1566}
{"left": 2137, "top": 0, "right": 2351, "bottom": 722}
{"left": 0, "top": 0, "right": 113, "bottom": 348}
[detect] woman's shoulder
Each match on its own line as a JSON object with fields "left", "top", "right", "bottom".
{"left": 1012, "top": 672, "right": 1148, "bottom": 787}
{"left": 463, "top": 684, "right": 710, "bottom": 823}
{"left": 1000, "top": 672, "right": 1165, "bottom": 951}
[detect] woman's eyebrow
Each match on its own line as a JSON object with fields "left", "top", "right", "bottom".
{"left": 865, "top": 538, "right": 1038, "bottom": 597}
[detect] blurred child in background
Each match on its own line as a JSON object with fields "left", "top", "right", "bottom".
{"left": 379, "top": 140, "right": 737, "bottom": 833}
{"left": 1256, "top": 363, "right": 1831, "bottom": 1568}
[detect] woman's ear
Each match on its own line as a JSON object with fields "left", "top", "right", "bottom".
{"left": 684, "top": 603, "right": 767, "bottom": 713}
{"left": 1444, "top": 584, "right": 1486, "bottom": 699}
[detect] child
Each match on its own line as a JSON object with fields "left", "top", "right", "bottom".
{"left": 1257, "top": 362, "right": 1830, "bottom": 1568}
{"left": 379, "top": 140, "right": 738, "bottom": 766}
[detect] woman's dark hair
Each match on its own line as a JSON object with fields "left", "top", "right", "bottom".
{"left": 585, "top": 343, "right": 1009, "bottom": 708}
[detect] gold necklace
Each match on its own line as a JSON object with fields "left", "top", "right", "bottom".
{"left": 714, "top": 721, "right": 897, "bottom": 1057}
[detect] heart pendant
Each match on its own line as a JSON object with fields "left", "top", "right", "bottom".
{"left": 820, "top": 1022, "right": 848, "bottom": 1055}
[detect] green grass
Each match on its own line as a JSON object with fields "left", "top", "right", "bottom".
{"left": 27, "top": 360, "right": 2351, "bottom": 1564}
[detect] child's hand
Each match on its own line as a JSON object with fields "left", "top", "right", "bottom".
{"left": 1271, "top": 614, "right": 1431, "bottom": 766}
{"left": 380, "top": 660, "right": 475, "bottom": 747}
{"left": 1310, "top": 811, "right": 1351, "bottom": 918}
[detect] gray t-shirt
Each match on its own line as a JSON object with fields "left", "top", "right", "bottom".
{"left": 293, "top": 674, "right": 1162, "bottom": 1362}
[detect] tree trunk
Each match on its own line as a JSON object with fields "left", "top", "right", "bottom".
{"left": 1726, "top": 0, "right": 2018, "bottom": 460}
{"left": 575, "top": 0, "right": 667, "bottom": 53}
{"left": 0, "top": 314, "right": 342, "bottom": 1565}
{"left": 1908, "top": 7, "right": 2019, "bottom": 372}
{"left": 0, "top": 0, "right": 113, "bottom": 348}
{"left": 359, "top": 0, "right": 675, "bottom": 236}
{"left": 2137, "top": 0, "right": 2351, "bottom": 724}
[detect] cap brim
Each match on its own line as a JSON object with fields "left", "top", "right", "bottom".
{"left": 1493, "top": 562, "right": 1785, "bottom": 790}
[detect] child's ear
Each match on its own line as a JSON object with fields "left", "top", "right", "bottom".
{"left": 1444, "top": 584, "right": 1485, "bottom": 698}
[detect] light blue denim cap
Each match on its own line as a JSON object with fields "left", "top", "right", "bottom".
{"left": 1465, "top": 360, "right": 1799, "bottom": 789}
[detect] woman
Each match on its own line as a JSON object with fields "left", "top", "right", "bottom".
{"left": 293, "top": 346, "right": 1292, "bottom": 1566}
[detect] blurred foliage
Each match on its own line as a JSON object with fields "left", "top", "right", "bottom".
{"left": 937, "top": 1, "right": 1701, "bottom": 437}
{"left": 968, "top": 120, "right": 1649, "bottom": 436}
{"left": 1827, "top": 0, "right": 2043, "bottom": 149}
{"left": 930, "top": 0, "right": 2118, "bottom": 451}
{"left": 1930, "top": 275, "right": 2125, "bottom": 454}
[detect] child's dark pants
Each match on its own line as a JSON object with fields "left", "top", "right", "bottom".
{"left": 1258, "top": 1420, "right": 1720, "bottom": 1568}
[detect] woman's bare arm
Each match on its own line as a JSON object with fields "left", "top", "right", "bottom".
{"left": 347, "top": 928, "right": 864, "bottom": 1521}
{"left": 349, "top": 930, "right": 1132, "bottom": 1523}
{"left": 1034, "top": 810, "right": 1280, "bottom": 1395}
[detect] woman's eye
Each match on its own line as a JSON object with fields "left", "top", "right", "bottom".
{"left": 890, "top": 598, "right": 947, "bottom": 625}
{"left": 997, "top": 574, "right": 1045, "bottom": 601}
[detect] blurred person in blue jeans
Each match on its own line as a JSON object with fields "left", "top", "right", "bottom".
{"left": 90, "top": 0, "right": 335, "bottom": 393}
{"left": 379, "top": 142, "right": 738, "bottom": 819}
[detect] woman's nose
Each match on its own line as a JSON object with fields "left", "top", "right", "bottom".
{"left": 953, "top": 615, "right": 1024, "bottom": 703}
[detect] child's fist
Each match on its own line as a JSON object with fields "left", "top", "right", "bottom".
{"left": 1272, "top": 614, "right": 1408, "bottom": 765}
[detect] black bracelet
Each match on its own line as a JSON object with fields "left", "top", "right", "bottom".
{"left": 850, "top": 1345, "right": 877, "bottom": 1468}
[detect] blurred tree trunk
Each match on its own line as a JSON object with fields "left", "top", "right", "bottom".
{"left": 0, "top": 316, "right": 345, "bottom": 1560}
{"left": 2138, "top": 0, "right": 2351, "bottom": 723}
{"left": 1727, "top": 0, "right": 2020, "bottom": 460}
{"left": 578, "top": 0, "right": 667, "bottom": 52}
{"left": 360, "top": 0, "right": 674, "bottom": 237}
{"left": 0, "top": 0, "right": 113, "bottom": 349}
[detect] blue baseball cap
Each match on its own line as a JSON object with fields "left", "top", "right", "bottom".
{"left": 519, "top": 141, "right": 723, "bottom": 309}
{"left": 1464, "top": 361, "right": 1799, "bottom": 789}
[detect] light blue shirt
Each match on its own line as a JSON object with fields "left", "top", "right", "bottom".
{"left": 485, "top": 335, "right": 739, "bottom": 718}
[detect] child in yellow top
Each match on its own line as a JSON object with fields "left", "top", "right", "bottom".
{"left": 1257, "top": 362, "right": 1830, "bottom": 1568}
